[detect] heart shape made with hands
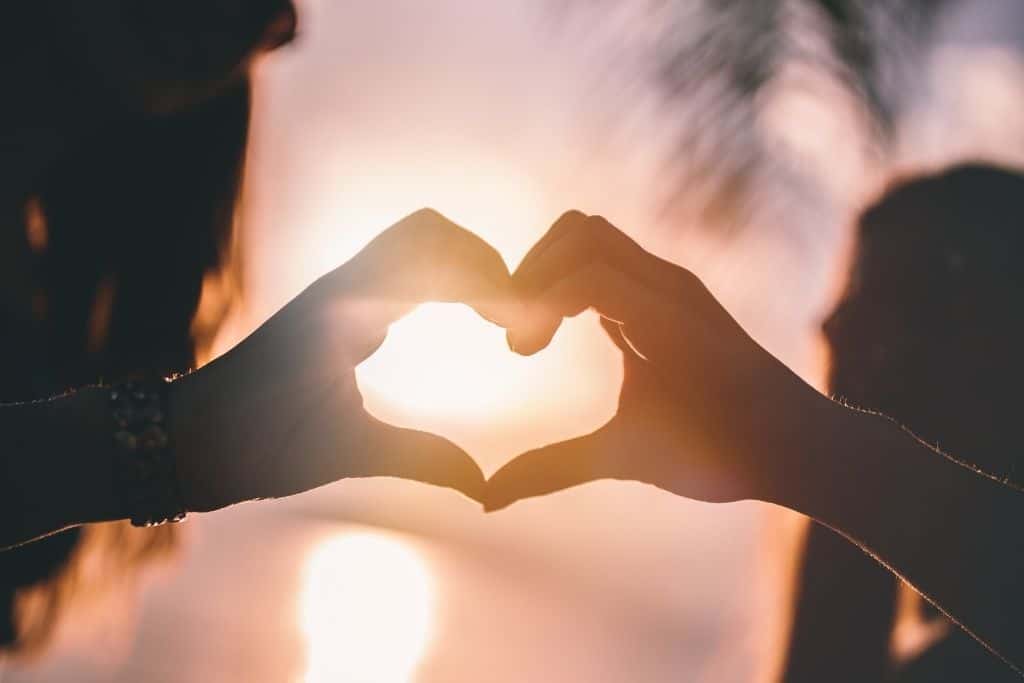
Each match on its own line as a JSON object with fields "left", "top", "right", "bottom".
{"left": 332, "top": 208, "right": 765, "bottom": 512}
{"left": 356, "top": 302, "right": 622, "bottom": 478}
{"left": 335, "top": 208, "right": 664, "bottom": 508}
{"left": 178, "top": 209, "right": 729, "bottom": 514}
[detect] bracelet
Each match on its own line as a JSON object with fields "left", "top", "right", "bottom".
{"left": 109, "top": 378, "right": 187, "bottom": 528}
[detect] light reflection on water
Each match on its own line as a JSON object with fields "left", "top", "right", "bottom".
{"left": 300, "top": 532, "right": 435, "bottom": 683}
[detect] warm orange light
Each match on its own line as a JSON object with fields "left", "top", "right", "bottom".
{"left": 357, "top": 303, "right": 536, "bottom": 420}
{"left": 299, "top": 532, "right": 435, "bottom": 683}
{"left": 293, "top": 160, "right": 623, "bottom": 471}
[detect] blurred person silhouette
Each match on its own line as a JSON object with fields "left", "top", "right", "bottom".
{"left": 2, "top": 0, "right": 518, "bottom": 658}
{"left": 488, "top": 168, "right": 1024, "bottom": 676}
{"left": 0, "top": 83, "right": 245, "bottom": 655}
{"left": 0, "top": 0, "right": 298, "bottom": 655}
{"left": 780, "top": 164, "right": 1024, "bottom": 683}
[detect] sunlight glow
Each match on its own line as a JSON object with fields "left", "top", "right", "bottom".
{"left": 300, "top": 532, "right": 436, "bottom": 683}
{"left": 307, "top": 160, "right": 622, "bottom": 467}
{"left": 357, "top": 303, "right": 539, "bottom": 420}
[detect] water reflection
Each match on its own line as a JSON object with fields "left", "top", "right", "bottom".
{"left": 300, "top": 532, "right": 435, "bottom": 683}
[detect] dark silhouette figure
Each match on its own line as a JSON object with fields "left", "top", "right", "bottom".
{"left": 0, "top": 0, "right": 296, "bottom": 655}
{"left": 488, "top": 186, "right": 1024, "bottom": 674}
{"left": 782, "top": 164, "right": 1024, "bottom": 682}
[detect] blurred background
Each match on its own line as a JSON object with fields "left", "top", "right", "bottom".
{"left": 5, "top": 0, "right": 1024, "bottom": 680}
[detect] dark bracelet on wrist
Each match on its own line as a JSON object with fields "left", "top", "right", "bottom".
{"left": 109, "top": 377, "right": 187, "bottom": 528}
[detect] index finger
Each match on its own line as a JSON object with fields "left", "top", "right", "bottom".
{"left": 484, "top": 424, "right": 620, "bottom": 511}
{"left": 324, "top": 208, "right": 523, "bottom": 329}
{"left": 515, "top": 212, "right": 688, "bottom": 298}
{"left": 356, "top": 415, "right": 487, "bottom": 503}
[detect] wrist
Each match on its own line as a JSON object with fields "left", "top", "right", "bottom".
{"left": 757, "top": 390, "right": 902, "bottom": 530}
{"left": 752, "top": 380, "right": 848, "bottom": 512}
{"left": 166, "top": 367, "right": 245, "bottom": 513}
{"left": 49, "top": 387, "right": 127, "bottom": 527}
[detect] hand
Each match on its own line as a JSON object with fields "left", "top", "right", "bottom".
{"left": 486, "top": 211, "right": 822, "bottom": 510}
{"left": 169, "top": 209, "right": 520, "bottom": 512}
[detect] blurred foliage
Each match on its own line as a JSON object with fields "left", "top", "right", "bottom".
{"left": 812, "top": 0, "right": 950, "bottom": 126}
{"left": 563, "top": 0, "right": 954, "bottom": 230}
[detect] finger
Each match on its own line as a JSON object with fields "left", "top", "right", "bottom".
{"left": 598, "top": 316, "right": 633, "bottom": 356}
{"left": 484, "top": 425, "right": 618, "bottom": 511}
{"left": 353, "top": 414, "right": 487, "bottom": 503}
{"left": 512, "top": 210, "right": 587, "bottom": 282}
{"left": 510, "top": 212, "right": 688, "bottom": 355}
{"left": 515, "top": 212, "right": 687, "bottom": 298}
{"left": 324, "top": 208, "right": 522, "bottom": 330}
{"left": 269, "top": 377, "right": 486, "bottom": 503}
{"left": 429, "top": 219, "right": 521, "bottom": 328}
{"left": 509, "top": 262, "right": 660, "bottom": 355}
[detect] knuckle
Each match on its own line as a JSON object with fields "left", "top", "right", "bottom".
{"left": 551, "top": 210, "right": 589, "bottom": 242}
{"left": 587, "top": 215, "right": 622, "bottom": 247}
{"left": 674, "top": 266, "right": 703, "bottom": 295}
{"left": 399, "top": 207, "right": 454, "bottom": 250}
{"left": 585, "top": 214, "right": 617, "bottom": 242}
{"left": 409, "top": 207, "right": 444, "bottom": 223}
{"left": 677, "top": 265, "right": 698, "bottom": 283}
{"left": 403, "top": 207, "right": 446, "bottom": 235}
{"left": 557, "top": 209, "right": 587, "bottom": 224}
{"left": 479, "top": 245, "right": 509, "bottom": 277}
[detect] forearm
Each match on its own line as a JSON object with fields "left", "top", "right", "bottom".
{"left": 766, "top": 395, "right": 1024, "bottom": 672}
{"left": 781, "top": 520, "right": 898, "bottom": 683}
{"left": 0, "top": 388, "right": 126, "bottom": 549}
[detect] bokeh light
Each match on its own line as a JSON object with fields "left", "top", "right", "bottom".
{"left": 299, "top": 533, "right": 436, "bottom": 683}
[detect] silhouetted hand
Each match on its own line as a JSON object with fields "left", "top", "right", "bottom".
{"left": 169, "top": 209, "right": 520, "bottom": 512}
{"left": 486, "top": 211, "right": 817, "bottom": 510}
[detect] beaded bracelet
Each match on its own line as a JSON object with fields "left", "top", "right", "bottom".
{"left": 109, "top": 378, "right": 187, "bottom": 528}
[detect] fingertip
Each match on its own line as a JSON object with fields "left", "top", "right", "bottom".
{"left": 364, "top": 422, "right": 487, "bottom": 502}
{"left": 482, "top": 499, "right": 508, "bottom": 513}
{"left": 483, "top": 452, "right": 554, "bottom": 511}
{"left": 505, "top": 335, "right": 546, "bottom": 357}
{"left": 506, "top": 314, "right": 561, "bottom": 356}
{"left": 506, "top": 331, "right": 540, "bottom": 356}
{"left": 408, "top": 467, "right": 487, "bottom": 503}
{"left": 481, "top": 478, "right": 517, "bottom": 512}
{"left": 437, "top": 474, "right": 487, "bottom": 505}
{"left": 442, "top": 456, "right": 487, "bottom": 504}
{"left": 512, "top": 338, "right": 549, "bottom": 357}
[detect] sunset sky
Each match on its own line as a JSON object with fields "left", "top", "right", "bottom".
{"left": 8, "top": 1, "right": 1024, "bottom": 681}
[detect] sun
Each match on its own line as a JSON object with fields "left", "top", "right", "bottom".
{"left": 356, "top": 302, "right": 539, "bottom": 420}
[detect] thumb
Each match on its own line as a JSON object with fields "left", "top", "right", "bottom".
{"left": 352, "top": 415, "right": 487, "bottom": 503}
{"left": 483, "top": 423, "right": 620, "bottom": 511}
